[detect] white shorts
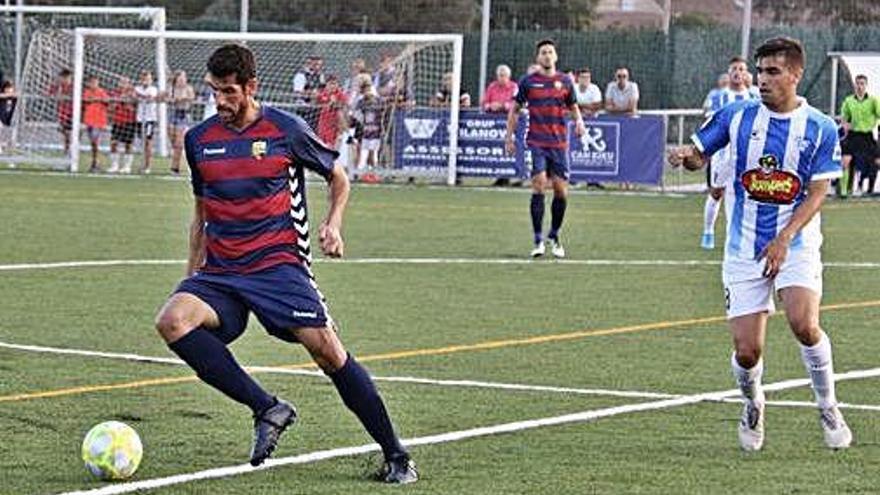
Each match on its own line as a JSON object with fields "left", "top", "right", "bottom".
{"left": 357, "top": 139, "right": 381, "bottom": 169}
{"left": 723, "top": 256, "right": 823, "bottom": 319}
{"left": 361, "top": 138, "right": 381, "bottom": 152}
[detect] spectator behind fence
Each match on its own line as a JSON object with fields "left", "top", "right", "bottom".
{"left": 48, "top": 68, "right": 73, "bottom": 155}
{"left": 343, "top": 58, "right": 368, "bottom": 103}
{"left": 373, "top": 53, "right": 397, "bottom": 100}
{"left": 432, "top": 72, "right": 471, "bottom": 107}
{"left": 108, "top": 76, "right": 137, "bottom": 174}
{"left": 573, "top": 67, "right": 602, "bottom": 117}
{"left": 82, "top": 75, "right": 109, "bottom": 173}
{"left": 165, "top": 70, "right": 195, "bottom": 175}
{"left": 292, "top": 54, "right": 326, "bottom": 104}
{"left": 354, "top": 79, "right": 384, "bottom": 183}
{"left": 316, "top": 75, "right": 349, "bottom": 150}
{"left": 0, "top": 80, "right": 17, "bottom": 156}
{"left": 482, "top": 64, "right": 518, "bottom": 113}
{"left": 134, "top": 70, "right": 159, "bottom": 174}
{"left": 605, "top": 66, "right": 639, "bottom": 115}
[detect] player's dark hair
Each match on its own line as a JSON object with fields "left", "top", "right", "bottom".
{"left": 207, "top": 43, "right": 256, "bottom": 86}
{"left": 59, "top": 68, "right": 72, "bottom": 77}
{"left": 754, "top": 36, "right": 804, "bottom": 70}
{"left": 535, "top": 38, "right": 556, "bottom": 56}
{"left": 855, "top": 74, "right": 868, "bottom": 82}
{"left": 728, "top": 55, "right": 747, "bottom": 66}
{"left": 578, "top": 67, "right": 591, "bottom": 75}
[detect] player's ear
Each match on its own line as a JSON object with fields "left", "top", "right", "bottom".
{"left": 245, "top": 78, "right": 258, "bottom": 97}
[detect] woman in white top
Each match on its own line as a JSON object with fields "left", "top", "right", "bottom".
{"left": 164, "top": 71, "right": 195, "bottom": 174}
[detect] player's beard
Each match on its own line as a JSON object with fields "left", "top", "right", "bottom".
{"left": 216, "top": 104, "right": 238, "bottom": 124}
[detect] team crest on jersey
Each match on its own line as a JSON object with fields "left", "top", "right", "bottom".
{"left": 251, "top": 140, "right": 267, "bottom": 159}
{"left": 553, "top": 80, "right": 563, "bottom": 90}
{"left": 740, "top": 154, "right": 802, "bottom": 204}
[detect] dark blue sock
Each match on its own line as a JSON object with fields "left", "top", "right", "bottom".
{"left": 549, "top": 196, "right": 567, "bottom": 240}
{"left": 169, "top": 327, "right": 275, "bottom": 415}
{"left": 329, "top": 354, "right": 406, "bottom": 460}
{"left": 530, "top": 193, "right": 545, "bottom": 244}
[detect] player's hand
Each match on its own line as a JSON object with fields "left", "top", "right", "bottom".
{"left": 667, "top": 145, "right": 688, "bottom": 168}
{"left": 759, "top": 234, "right": 791, "bottom": 278}
{"left": 668, "top": 145, "right": 703, "bottom": 170}
{"left": 574, "top": 119, "right": 586, "bottom": 138}
{"left": 505, "top": 135, "right": 515, "bottom": 156}
{"left": 318, "top": 221, "right": 344, "bottom": 258}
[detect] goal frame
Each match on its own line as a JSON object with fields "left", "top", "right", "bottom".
{"left": 71, "top": 28, "right": 464, "bottom": 185}
{"left": 0, "top": 5, "right": 166, "bottom": 168}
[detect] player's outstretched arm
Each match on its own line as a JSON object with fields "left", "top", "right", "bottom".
{"left": 319, "top": 164, "right": 349, "bottom": 258}
{"left": 759, "top": 179, "right": 830, "bottom": 278}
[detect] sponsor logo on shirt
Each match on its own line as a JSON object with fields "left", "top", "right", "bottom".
{"left": 740, "top": 153, "right": 802, "bottom": 204}
{"left": 204, "top": 147, "right": 226, "bottom": 156}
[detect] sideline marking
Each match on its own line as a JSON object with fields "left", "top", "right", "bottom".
{"left": 2, "top": 258, "right": 880, "bottom": 272}
{"left": 2, "top": 299, "right": 878, "bottom": 403}
{"left": 53, "top": 366, "right": 880, "bottom": 495}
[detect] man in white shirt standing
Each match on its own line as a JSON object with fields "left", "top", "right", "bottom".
{"left": 573, "top": 67, "right": 602, "bottom": 117}
{"left": 604, "top": 66, "right": 638, "bottom": 116}
{"left": 134, "top": 70, "right": 158, "bottom": 174}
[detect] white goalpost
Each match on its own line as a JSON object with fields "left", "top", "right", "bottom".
{"left": 70, "top": 28, "right": 463, "bottom": 184}
{"left": 828, "top": 51, "right": 880, "bottom": 116}
{"left": 0, "top": 5, "right": 166, "bottom": 169}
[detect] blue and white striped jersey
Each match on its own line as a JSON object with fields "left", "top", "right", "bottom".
{"left": 704, "top": 88, "right": 757, "bottom": 117}
{"left": 692, "top": 99, "right": 842, "bottom": 276}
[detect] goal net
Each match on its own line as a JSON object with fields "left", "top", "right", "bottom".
{"left": 0, "top": 6, "right": 165, "bottom": 169}
{"left": 68, "top": 29, "right": 462, "bottom": 183}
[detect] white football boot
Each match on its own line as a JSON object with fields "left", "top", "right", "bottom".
{"left": 738, "top": 400, "right": 765, "bottom": 451}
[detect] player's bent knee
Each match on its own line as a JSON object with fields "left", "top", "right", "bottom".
{"left": 154, "top": 309, "right": 191, "bottom": 343}
{"left": 734, "top": 348, "right": 762, "bottom": 368}
{"left": 790, "top": 322, "right": 822, "bottom": 346}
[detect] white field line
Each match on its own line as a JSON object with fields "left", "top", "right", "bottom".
{"left": 52, "top": 366, "right": 880, "bottom": 495}
{"left": 0, "top": 341, "right": 674, "bottom": 400}
{"left": 4, "top": 341, "right": 879, "bottom": 410}
{"left": 2, "top": 258, "right": 880, "bottom": 272}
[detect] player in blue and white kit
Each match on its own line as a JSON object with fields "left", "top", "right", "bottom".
{"left": 671, "top": 37, "right": 852, "bottom": 451}
{"left": 700, "top": 56, "right": 759, "bottom": 250}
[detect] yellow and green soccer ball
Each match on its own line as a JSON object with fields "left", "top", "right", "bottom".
{"left": 81, "top": 421, "right": 143, "bottom": 480}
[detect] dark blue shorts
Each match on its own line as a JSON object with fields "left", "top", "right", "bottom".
{"left": 530, "top": 146, "right": 569, "bottom": 180}
{"left": 175, "top": 263, "right": 330, "bottom": 344}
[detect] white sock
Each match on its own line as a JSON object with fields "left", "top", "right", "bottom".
{"left": 703, "top": 195, "right": 721, "bottom": 235}
{"left": 110, "top": 152, "right": 120, "bottom": 168}
{"left": 731, "top": 352, "right": 765, "bottom": 405}
{"left": 800, "top": 331, "right": 837, "bottom": 410}
{"left": 123, "top": 154, "right": 134, "bottom": 168}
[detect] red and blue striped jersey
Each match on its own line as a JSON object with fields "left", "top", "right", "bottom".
{"left": 184, "top": 106, "right": 337, "bottom": 274}
{"left": 515, "top": 72, "right": 576, "bottom": 149}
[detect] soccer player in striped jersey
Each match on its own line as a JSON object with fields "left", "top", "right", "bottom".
{"left": 671, "top": 37, "right": 852, "bottom": 451}
{"left": 505, "top": 38, "right": 586, "bottom": 258}
{"left": 701, "top": 56, "right": 760, "bottom": 250}
{"left": 154, "top": 44, "right": 417, "bottom": 484}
